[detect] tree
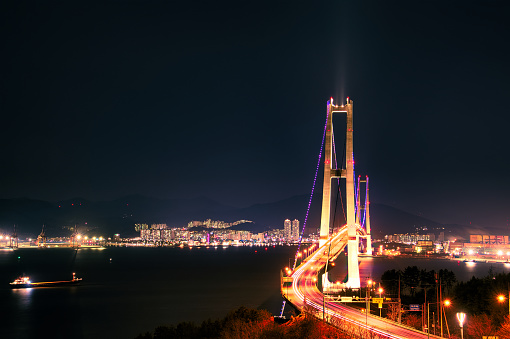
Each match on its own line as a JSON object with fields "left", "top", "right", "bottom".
{"left": 439, "top": 269, "right": 457, "bottom": 295}
{"left": 467, "top": 314, "right": 495, "bottom": 338}
{"left": 402, "top": 313, "right": 421, "bottom": 330}
{"left": 380, "top": 269, "right": 401, "bottom": 296}
{"left": 497, "top": 316, "right": 510, "bottom": 339}
{"left": 386, "top": 303, "right": 399, "bottom": 322}
{"left": 134, "top": 332, "right": 152, "bottom": 339}
{"left": 402, "top": 266, "right": 421, "bottom": 296}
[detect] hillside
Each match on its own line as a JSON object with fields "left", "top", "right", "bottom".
{"left": 0, "top": 195, "right": 491, "bottom": 240}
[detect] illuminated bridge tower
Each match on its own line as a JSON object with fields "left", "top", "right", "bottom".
{"left": 319, "top": 97, "right": 360, "bottom": 289}
{"left": 364, "top": 176, "right": 372, "bottom": 255}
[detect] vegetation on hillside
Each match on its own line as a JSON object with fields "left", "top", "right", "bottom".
{"left": 381, "top": 266, "right": 510, "bottom": 338}
{"left": 134, "top": 306, "right": 351, "bottom": 339}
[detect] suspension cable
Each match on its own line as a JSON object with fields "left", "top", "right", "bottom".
{"left": 293, "top": 110, "right": 328, "bottom": 269}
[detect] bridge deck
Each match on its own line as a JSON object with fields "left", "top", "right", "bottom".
{"left": 282, "top": 227, "right": 442, "bottom": 339}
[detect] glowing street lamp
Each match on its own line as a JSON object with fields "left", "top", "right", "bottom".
{"left": 366, "top": 278, "right": 373, "bottom": 325}
{"left": 497, "top": 293, "right": 510, "bottom": 315}
{"left": 378, "top": 287, "right": 384, "bottom": 316}
{"left": 456, "top": 312, "right": 466, "bottom": 339}
{"left": 443, "top": 300, "right": 452, "bottom": 337}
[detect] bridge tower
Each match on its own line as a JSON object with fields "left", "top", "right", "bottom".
{"left": 365, "top": 176, "right": 372, "bottom": 255}
{"left": 356, "top": 176, "right": 373, "bottom": 255}
{"left": 319, "top": 97, "right": 360, "bottom": 288}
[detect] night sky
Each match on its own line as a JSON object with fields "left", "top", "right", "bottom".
{"left": 1, "top": 1, "right": 509, "bottom": 228}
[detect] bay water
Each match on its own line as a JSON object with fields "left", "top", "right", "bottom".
{"left": 2, "top": 246, "right": 508, "bottom": 339}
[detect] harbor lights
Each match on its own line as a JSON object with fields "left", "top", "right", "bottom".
{"left": 456, "top": 312, "right": 466, "bottom": 339}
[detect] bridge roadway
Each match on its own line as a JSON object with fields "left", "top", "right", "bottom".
{"left": 283, "top": 227, "right": 441, "bottom": 339}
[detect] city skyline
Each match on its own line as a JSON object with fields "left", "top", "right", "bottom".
{"left": 1, "top": 1, "right": 509, "bottom": 230}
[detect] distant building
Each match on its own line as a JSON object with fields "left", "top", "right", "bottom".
{"left": 470, "top": 234, "right": 509, "bottom": 245}
{"left": 385, "top": 233, "right": 433, "bottom": 244}
{"left": 284, "top": 219, "right": 292, "bottom": 241}
{"left": 135, "top": 224, "right": 148, "bottom": 232}
{"left": 438, "top": 232, "right": 445, "bottom": 243}
{"left": 292, "top": 219, "right": 300, "bottom": 241}
{"left": 140, "top": 224, "right": 169, "bottom": 243}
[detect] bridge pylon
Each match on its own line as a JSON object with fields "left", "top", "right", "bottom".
{"left": 319, "top": 97, "right": 360, "bottom": 288}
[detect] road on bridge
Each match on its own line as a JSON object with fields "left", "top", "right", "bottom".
{"left": 283, "top": 228, "right": 442, "bottom": 339}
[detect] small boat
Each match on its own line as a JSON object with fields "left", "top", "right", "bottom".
{"left": 10, "top": 273, "right": 82, "bottom": 288}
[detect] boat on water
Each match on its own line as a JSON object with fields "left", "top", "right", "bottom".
{"left": 10, "top": 272, "right": 82, "bottom": 288}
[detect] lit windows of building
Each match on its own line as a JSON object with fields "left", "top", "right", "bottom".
{"left": 284, "top": 219, "right": 292, "bottom": 241}
{"left": 292, "top": 219, "right": 300, "bottom": 241}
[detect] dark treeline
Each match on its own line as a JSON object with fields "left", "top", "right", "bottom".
{"left": 380, "top": 266, "right": 456, "bottom": 304}
{"left": 381, "top": 266, "right": 510, "bottom": 338}
{"left": 135, "top": 268, "right": 510, "bottom": 339}
{"left": 134, "top": 306, "right": 350, "bottom": 339}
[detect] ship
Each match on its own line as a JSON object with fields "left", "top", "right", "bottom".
{"left": 9, "top": 273, "right": 82, "bottom": 288}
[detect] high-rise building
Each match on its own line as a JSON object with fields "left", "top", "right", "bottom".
{"left": 292, "top": 219, "right": 300, "bottom": 241}
{"left": 284, "top": 219, "right": 292, "bottom": 241}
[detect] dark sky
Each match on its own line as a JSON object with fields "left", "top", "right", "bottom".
{"left": 1, "top": 1, "right": 509, "bottom": 228}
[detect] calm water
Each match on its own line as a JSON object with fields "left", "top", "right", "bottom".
{"left": 2, "top": 247, "right": 509, "bottom": 339}
{"left": 0, "top": 246, "right": 296, "bottom": 339}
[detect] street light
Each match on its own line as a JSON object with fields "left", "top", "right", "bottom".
{"left": 456, "top": 312, "right": 466, "bottom": 339}
{"left": 378, "top": 287, "right": 384, "bottom": 316}
{"left": 427, "top": 300, "right": 451, "bottom": 339}
{"left": 497, "top": 293, "right": 510, "bottom": 315}
{"left": 366, "top": 279, "right": 373, "bottom": 325}
{"left": 443, "top": 299, "right": 452, "bottom": 338}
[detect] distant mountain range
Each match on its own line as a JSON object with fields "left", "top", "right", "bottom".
{"left": 0, "top": 195, "right": 499, "bottom": 241}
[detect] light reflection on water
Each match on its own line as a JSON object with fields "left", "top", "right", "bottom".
{"left": 11, "top": 287, "right": 33, "bottom": 314}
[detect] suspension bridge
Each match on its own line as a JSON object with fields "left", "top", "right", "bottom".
{"left": 281, "top": 98, "right": 441, "bottom": 338}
